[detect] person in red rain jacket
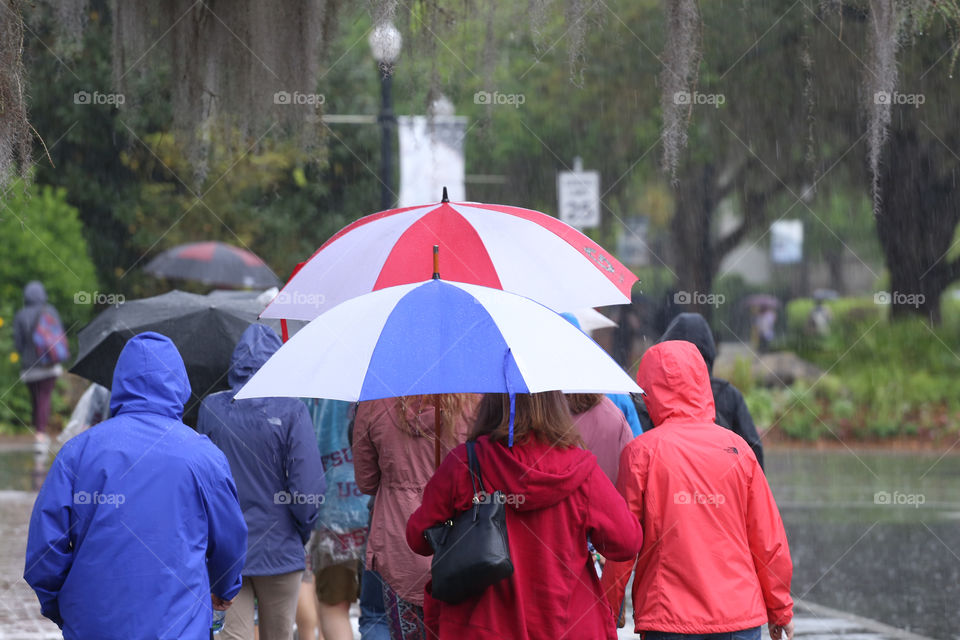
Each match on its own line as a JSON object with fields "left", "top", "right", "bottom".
{"left": 406, "top": 391, "right": 643, "bottom": 640}
{"left": 601, "top": 340, "right": 794, "bottom": 640}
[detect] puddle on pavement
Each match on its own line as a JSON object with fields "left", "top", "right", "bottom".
{"left": 768, "top": 449, "right": 960, "bottom": 640}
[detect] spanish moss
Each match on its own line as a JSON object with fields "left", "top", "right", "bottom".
{"left": 0, "top": 0, "right": 31, "bottom": 192}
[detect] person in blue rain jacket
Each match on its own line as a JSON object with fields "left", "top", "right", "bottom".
{"left": 24, "top": 331, "right": 247, "bottom": 640}
{"left": 198, "top": 323, "right": 326, "bottom": 640}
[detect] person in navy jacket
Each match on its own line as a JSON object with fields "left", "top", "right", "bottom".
{"left": 198, "top": 323, "right": 326, "bottom": 640}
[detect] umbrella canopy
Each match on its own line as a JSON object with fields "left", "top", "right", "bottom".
{"left": 259, "top": 195, "right": 638, "bottom": 320}
{"left": 144, "top": 241, "right": 280, "bottom": 289}
{"left": 70, "top": 290, "right": 304, "bottom": 424}
{"left": 570, "top": 308, "right": 618, "bottom": 334}
{"left": 236, "top": 279, "right": 641, "bottom": 405}
{"left": 743, "top": 293, "right": 781, "bottom": 309}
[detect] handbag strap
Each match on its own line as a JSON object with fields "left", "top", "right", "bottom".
{"left": 466, "top": 441, "right": 487, "bottom": 498}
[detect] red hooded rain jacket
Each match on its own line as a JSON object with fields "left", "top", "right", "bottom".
{"left": 600, "top": 340, "right": 793, "bottom": 635}
{"left": 407, "top": 434, "right": 642, "bottom": 640}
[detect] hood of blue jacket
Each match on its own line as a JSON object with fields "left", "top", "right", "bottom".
{"left": 24, "top": 280, "right": 46, "bottom": 306}
{"left": 228, "top": 323, "right": 282, "bottom": 389}
{"left": 109, "top": 332, "right": 191, "bottom": 419}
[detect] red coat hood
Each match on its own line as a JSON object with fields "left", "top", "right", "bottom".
{"left": 474, "top": 436, "right": 598, "bottom": 512}
{"left": 637, "top": 340, "right": 715, "bottom": 427}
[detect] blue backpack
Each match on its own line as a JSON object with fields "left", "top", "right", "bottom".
{"left": 33, "top": 309, "right": 70, "bottom": 365}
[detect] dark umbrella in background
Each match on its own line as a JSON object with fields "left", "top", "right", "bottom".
{"left": 144, "top": 241, "right": 281, "bottom": 289}
{"left": 70, "top": 289, "right": 304, "bottom": 426}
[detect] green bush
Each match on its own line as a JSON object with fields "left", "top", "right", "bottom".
{"left": 749, "top": 304, "right": 960, "bottom": 442}
{"left": 1, "top": 180, "right": 100, "bottom": 330}
{"left": 0, "top": 180, "right": 99, "bottom": 433}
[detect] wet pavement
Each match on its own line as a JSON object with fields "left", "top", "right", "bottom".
{"left": 771, "top": 449, "right": 960, "bottom": 640}
{"left": 0, "top": 488, "right": 60, "bottom": 639}
{"left": 0, "top": 444, "right": 955, "bottom": 639}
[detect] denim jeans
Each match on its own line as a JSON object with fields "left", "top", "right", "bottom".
{"left": 642, "top": 627, "right": 762, "bottom": 640}
{"left": 358, "top": 569, "right": 391, "bottom": 640}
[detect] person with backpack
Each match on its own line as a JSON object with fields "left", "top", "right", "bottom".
{"left": 14, "top": 281, "right": 69, "bottom": 445}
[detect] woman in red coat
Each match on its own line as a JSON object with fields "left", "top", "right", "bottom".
{"left": 406, "top": 391, "right": 643, "bottom": 640}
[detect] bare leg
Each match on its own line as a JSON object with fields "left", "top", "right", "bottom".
{"left": 317, "top": 600, "right": 353, "bottom": 640}
{"left": 296, "top": 581, "right": 322, "bottom": 640}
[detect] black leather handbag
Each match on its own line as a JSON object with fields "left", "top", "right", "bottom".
{"left": 423, "top": 440, "right": 514, "bottom": 604}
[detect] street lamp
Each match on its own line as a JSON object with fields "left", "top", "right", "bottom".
{"left": 369, "top": 22, "right": 402, "bottom": 211}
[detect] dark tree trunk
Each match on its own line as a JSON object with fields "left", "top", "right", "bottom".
{"left": 671, "top": 164, "right": 719, "bottom": 320}
{"left": 826, "top": 249, "right": 846, "bottom": 295}
{"left": 875, "top": 124, "right": 960, "bottom": 325}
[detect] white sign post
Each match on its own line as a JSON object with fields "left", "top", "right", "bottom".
{"left": 557, "top": 157, "right": 600, "bottom": 229}
{"left": 770, "top": 220, "right": 803, "bottom": 264}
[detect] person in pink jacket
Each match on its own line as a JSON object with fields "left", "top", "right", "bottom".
{"left": 352, "top": 394, "right": 477, "bottom": 640}
{"left": 406, "top": 391, "right": 643, "bottom": 640}
{"left": 568, "top": 393, "right": 635, "bottom": 484}
{"left": 601, "top": 341, "right": 794, "bottom": 640}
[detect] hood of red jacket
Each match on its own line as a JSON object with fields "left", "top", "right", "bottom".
{"left": 637, "top": 340, "right": 715, "bottom": 427}
{"left": 475, "top": 436, "right": 598, "bottom": 512}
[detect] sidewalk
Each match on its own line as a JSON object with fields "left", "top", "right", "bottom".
{"left": 0, "top": 487, "right": 937, "bottom": 640}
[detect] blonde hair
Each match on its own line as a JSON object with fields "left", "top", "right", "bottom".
{"left": 395, "top": 394, "right": 467, "bottom": 445}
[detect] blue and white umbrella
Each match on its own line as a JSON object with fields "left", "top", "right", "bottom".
{"left": 236, "top": 279, "right": 640, "bottom": 442}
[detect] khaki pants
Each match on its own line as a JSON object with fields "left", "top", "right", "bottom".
{"left": 222, "top": 571, "right": 303, "bottom": 640}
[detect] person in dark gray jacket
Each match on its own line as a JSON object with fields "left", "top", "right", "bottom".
{"left": 198, "top": 323, "right": 326, "bottom": 640}
{"left": 637, "top": 312, "right": 765, "bottom": 469}
{"left": 13, "top": 281, "right": 65, "bottom": 443}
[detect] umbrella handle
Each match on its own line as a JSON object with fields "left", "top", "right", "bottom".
{"left": 433, "top": 393, "right": 443, "bottom": 468}
{"left": 432, "top": 245, "right": 440, "bottom": 280}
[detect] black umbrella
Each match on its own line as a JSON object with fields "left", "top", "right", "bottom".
{"left": 70, "top": 290, "right": 302, "bottom": 426}
{"left": 144, "top": 241, "right": 281, "bottom": 289}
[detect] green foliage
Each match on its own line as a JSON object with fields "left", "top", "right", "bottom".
{"left": 0, "top": 180, "right": 97, "bottom": 432}
{"left": 749, "top": 299, "right": 960, "bottom": 441}
{"left": 0, "top": 180, "right": 100, "bottom": 330}
{"left": 632, "top": 266, "right": 677, "bottom": 302}
{"left": 729, "top": 357, "right": 754, "bottom": 395}
{"left": 0, "top": 300, "right": 32, "bottom": 431}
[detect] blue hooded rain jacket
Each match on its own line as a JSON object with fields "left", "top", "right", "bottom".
{"left": 24, "top": 332, "right": 247, "bottom": 640}
{"left": 197, "top": 324, "right": 326, "bottom": 576}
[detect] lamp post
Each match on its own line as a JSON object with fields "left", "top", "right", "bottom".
{"left": 369, "top": 22, "right": 402, "bottom": 211}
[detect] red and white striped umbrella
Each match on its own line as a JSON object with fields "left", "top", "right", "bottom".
{"left": 144, "top": 241, "right": 280, "bottom": 289}
{"left": 261, "top": 194, "right": 637, "bottom": 320}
